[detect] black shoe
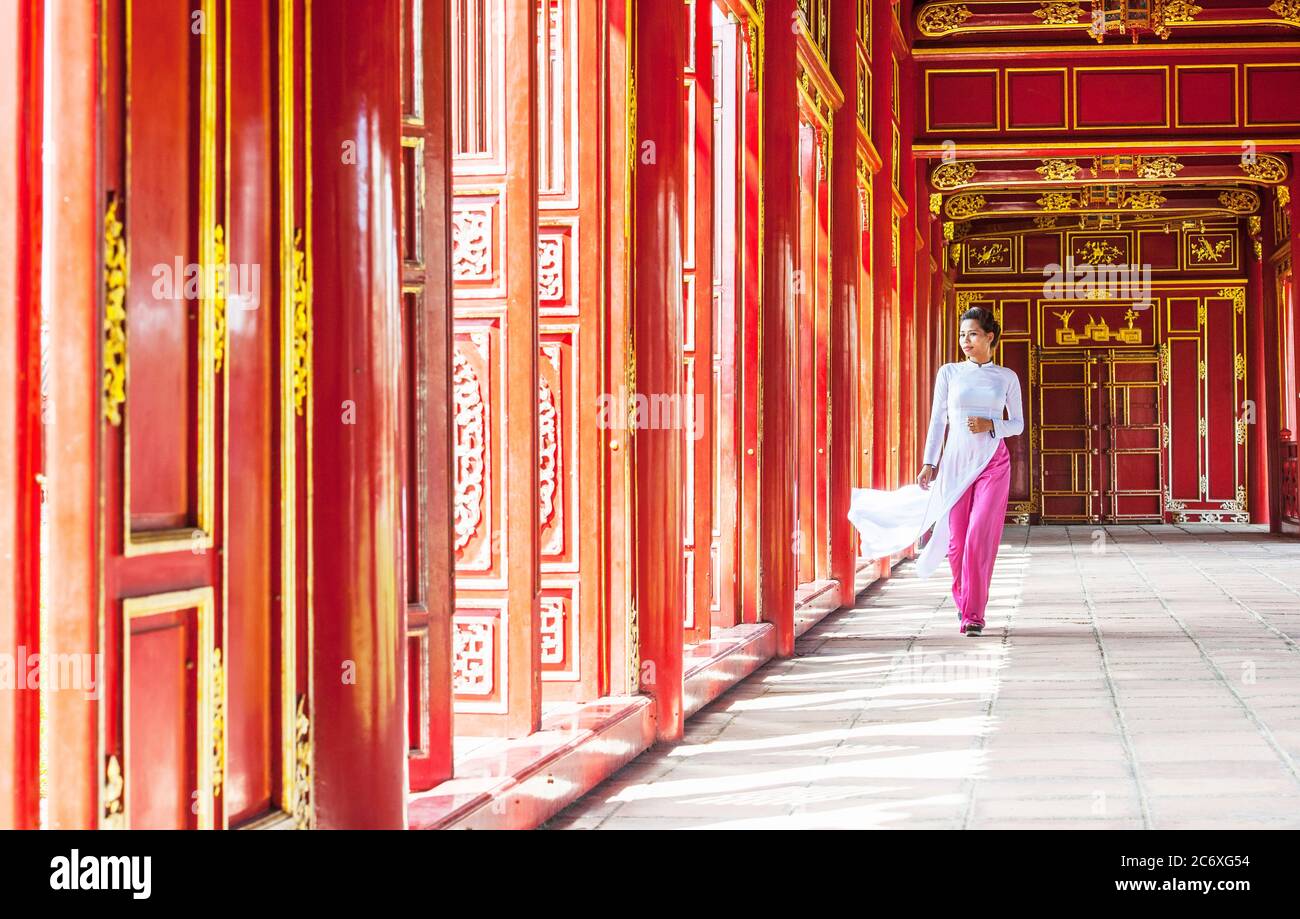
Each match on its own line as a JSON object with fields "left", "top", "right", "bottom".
{"left": 965, "top": 624, "right": 983, "bottom": 637}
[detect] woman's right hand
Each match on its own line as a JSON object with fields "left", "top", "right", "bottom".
{"left": 916, "top": 464, "right": 937, "bottom": 490}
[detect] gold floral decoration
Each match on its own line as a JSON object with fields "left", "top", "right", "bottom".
{"left": 1218, "top": 287, "right": 1246, "bottom": 314}
{"left": 1033, "top": 2, "right": 1084, "bottom": 24}
{"left": 212, "top": 224, "right": 227, "bottom": 375}
{"left": 929, "top": 193, "right": 943, "bottom": 216}
{"left": 1162, "top": 0, "right": 1203, "bottom": 23}
{"left": 931, "top": 161, "right": 978, "bottom": 190}
{"left": 1036, "top": 158, "right": 1081, "bottom": 182}
{"left": 1135, "top": 155, "right": 1183, "bottom": 179}
{"left": 1239, "top": 154, "right": 1288, "bottom": 183}
{"left": 1033, "top": 215, "right": 1058, "bottom": 229}
{"left": 1125, "top": 190, "right": 1167, "bottom": 210}
{"left": 1269, "top": 0, "right": 1300, "bottom": 26}
{"left": 1218, "top": 190, "right": 1259, "bottom": 213}
{"left": 917, "top": 3, "right": 973, "bottom": 36}
{"left": 103, "top": 754, "right": 125, "bottom": 829}
{"left": 1279, "top": 186, "right": 1291, "bottom": 208}
{"left": 103, "top": 196, "right": 127, "bottom": 426}
{"left": 291, "top": 227, "right": 311, "bottom": 415}
{"left": 1248, "top": 215, "right": 1262, "bottom": 236}
{"left": 1037, "top": 192, "right": 1078, "bottom": 212}
{"left": 945, "top": 194, "right": 986, "bottom": 220}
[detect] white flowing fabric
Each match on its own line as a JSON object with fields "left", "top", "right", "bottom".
{"left": 848, "top": 360, "right": 1024, "bottom": 578}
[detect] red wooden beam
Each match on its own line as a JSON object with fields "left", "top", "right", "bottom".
{"left": 309, "top": 0, "right": 407, "bottom": 828}
{"left": 632, "top": 0, "right": 687, "bottom": 738}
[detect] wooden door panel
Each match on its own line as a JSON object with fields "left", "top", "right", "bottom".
{"left": 123, "top": 590, "right": 212, "bottom": 829}
{"left": 125, "top": 0, "right": 207, "bottom": 542}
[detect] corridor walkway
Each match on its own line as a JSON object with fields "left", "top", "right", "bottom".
{"left": 546, "top": 525, "right": 1300, "bottom": 829}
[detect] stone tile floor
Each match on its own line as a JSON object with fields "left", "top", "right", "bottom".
{"left": 544, "top": 524, "right": 1300, "bottom": 829}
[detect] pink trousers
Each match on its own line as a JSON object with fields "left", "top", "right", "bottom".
{"left": 948, "top": 438, "right": 1011, "bottom": 632}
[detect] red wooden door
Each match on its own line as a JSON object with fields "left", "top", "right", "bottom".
{"left": 401, "top": 0, "right": 456, "bottom": 789}
{"left": 97, "top": 0, "right": 307, "bottom": 830}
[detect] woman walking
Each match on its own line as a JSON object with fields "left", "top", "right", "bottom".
{"left": 848, "top": 307, "right": 1024, "bottom": 636}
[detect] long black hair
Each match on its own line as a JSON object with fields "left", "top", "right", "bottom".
{"left": 959, "top": 306, "right": 1001, "bottom": 347}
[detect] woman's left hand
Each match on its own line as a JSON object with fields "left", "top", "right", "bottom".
{"left": 966, "top": 416, "right": 994, "bottom": 434}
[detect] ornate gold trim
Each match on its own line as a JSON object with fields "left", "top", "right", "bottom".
{"left": 1270, "top": 0, "right": 1300, "bottom": 26}
{"left": 1239, "top": 154, "right": 1288, "bottom": 183}
{"left": 1217, "top": 190, "right": 1259, "bottom": 213}
{"left": 292, "top": 695, "right": 312, "bottom": 829}
{"left": 918, "top": 3, "right": 973, "bottom": 38}
{"left": 102, "top": 754, "right": 125, "bottom": 829}
{"left": 212, "top": 646, "right": 225, "bottom": 798}
{"left": 1035, "top": 158, "right": 1080, "bottom": 181}
{"left": 945, "top": 193, "right": 987, "bottom": 220}
{"left": 1217, "top": 287, "right": 1246, "bottom": 314}
{"left": 931, "top": 161, "right": 978, "bottom": 191}
{"left": 103, "top": 196, "right": 127, "bottom": 426}
{"left": 1135, "top": 155, "right": 1182, "bottom": 179}
{"left": 212, "top": 224, "right": 227, "bottom": 374}
{"left": 291, "top": 227, "right": 310, "bottom": 415}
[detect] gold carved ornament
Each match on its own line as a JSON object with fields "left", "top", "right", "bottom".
{"left": 1036, "top": 158, "right": 1081, "bottom": 182}
{"left": 1159, "top": 343, "right": 1170, "bottom": 384}
{"left": 1218, "top": 287, "right": 1246, "bottom": 314}
{"left": 1135, "top": 155, "right": 1182, "bottom": 179}
{"left": 942, "top": 221, "right": 955, "bottom": 241}
{"left": 1235, "top": 353, "right": 1247, "bottom": 382}
{"left": 292, "top": 695, "right": 313, "bottom": 829}
{"left": 917, "top": 3, "right": 973, "bottom": 37}
{"left": 212, "top": 647, "right": 225, "bottom": 798}
{"left": 945, "top": 194, "right": 986, "bottom": 220}
{"left": 1162, "top": 0, "right": 1204, "bottom": 24}
{"left": 1248, "top": 215, "right": 1262, "bottom": 236}
{"left": 1034, "top": 215, "right": 1058, "bottom": 229}
{"left": 102, "top": 754, "right": 125, "bottom": 829}
{"left": 1269, "top": 0, "right": 1300, "bottom": 26}
{"left": 930, "top": 161, "right": 977, "bottom": 191}
{"left": 1278, "top": 186, "right": 1291, "bottom": 208}
{"left": 291, "top": 228, "right": 310, "bottom": 415}
{"left": 1125, "top": 190, "right": 1166, "bottom": 211}
{"left": 103, "top": 196, "right": 128, "bottom": 426}
{"left": 1190, "top": 237, "right": 1230, "bottom": 263}
{"left": 1037, "top": 192, "right": 1077, "bottom": 212}
{"left": 929, "top": 193, "right": 942, "bottom": 217}
{"left": 1034, "top": 2, "right": 1085, "bottom": 24}
{"left": 951, "top": 243, "right": 963, "bottom": 263}
{"left": 212, "top": 224, "right": 227, "bottom": 375}
{"left": 1218, "top": 190, "right": 1259, "bottom": 213}
{"left": 1254, "top": 240, "right": 1263, "bottom": 261}
{"left": 1240, "top": 155, "right": 1288, "bottom": 183}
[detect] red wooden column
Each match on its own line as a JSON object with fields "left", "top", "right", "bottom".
{"left": 869, "top": 0, "right": 896, "bottom": 576}
{"left": 1246, "top": 233, "right": 1269, "bottom": 525}
{"left": 0, "top": 0, "right": 41, "bottom": 830}
{"left": 1262, "top": 187, "right": 1287, "bottom": 531}
{"left": 42, "top": 0, "right": 99, "bottom": 830}
{"left": 309, "top": 0, "right": 407, "bottom": 829}
{"left": 760, "top": 0, "right": 799, "bottom": 657}
{"left": 827, "top": 5, "right": 860, "bottom": 600}
{"left": 632, "top": 0, "right": 687, "bottom": 739}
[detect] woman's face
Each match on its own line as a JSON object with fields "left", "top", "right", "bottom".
{"left": 959, "top": 319, "right": 995, "bottom": 361}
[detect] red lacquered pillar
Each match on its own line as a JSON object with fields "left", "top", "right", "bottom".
{"left": 632, "top": 1, "right": 687, "bottom": 739}
{"left": 869, "top": 0, "right": 896, "bottom": 577}
{"left": 1246, "top": 237, "right": 1269, "bottom": 525}
{"left": 827, "top": 9, "right": 860, "bottom": 601}
{"left": 309, "top": 0, "right": 407, "bottom": 828}
{"left": 760, "top": 0, "right": 799, "bottom": 657}
{"left": 0, "top": 0, "right": 41, "bottom": 830}
{"left": 42, "top": 0, "right": 100, "bottom": 830}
